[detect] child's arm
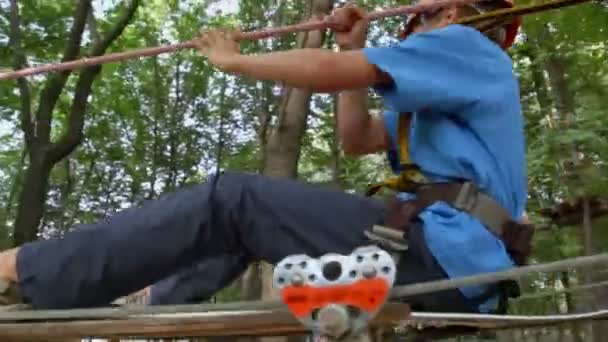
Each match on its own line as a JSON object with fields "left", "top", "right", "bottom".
{"left": 228, "top": 49, "right": 382, "bottom": 92}
{"left": 195, "top": 30, "right": 391, "bottom": 93}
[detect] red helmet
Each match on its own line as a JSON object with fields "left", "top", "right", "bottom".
{"left": 399, "top": 0, "right": 521, "bottom": 50}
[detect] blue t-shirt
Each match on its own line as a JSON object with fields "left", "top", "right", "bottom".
{"left": 362, "top": 24, "right": 527, "bottom": 312}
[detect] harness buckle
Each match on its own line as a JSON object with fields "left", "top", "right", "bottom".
{"left": 453, "top": 182, "right": 479, "bottom": 212}
{"left": 364, "top": 225, "right": 408, "bottom": 264}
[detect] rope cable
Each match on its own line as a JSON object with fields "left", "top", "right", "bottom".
{"left": 390, "top": 252, "right": 608, "bottom": 298}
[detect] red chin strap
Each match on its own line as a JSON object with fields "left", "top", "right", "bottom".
{"left": 502, "top": 16, "right": 521, "bottom": 49}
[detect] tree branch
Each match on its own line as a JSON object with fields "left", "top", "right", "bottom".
{"left": 90, "top": 0, "right": 141, "bottom": 56}
{"left": 8, "top": 0, "right": 33, "bottom": 146}
{"left": 87, "top": 9, "right": 101, "bottom": 45}
{"left": 48, "top": 0, "right": 141, "bottom": 165}
{"left": 61, "top": 0, "right": 91, "bottom": 63}
{"left": 35, "top": 0, "right": 91, "bottom": 145}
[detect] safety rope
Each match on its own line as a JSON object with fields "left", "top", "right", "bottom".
{"left": 0, "top": 0, "right": 594, "bottom": 81}
{"left": 405, "top": 310, "right": 608, "bottom": 330}
{"left": 390, "top": 252, "right": 608, "bottom": 298}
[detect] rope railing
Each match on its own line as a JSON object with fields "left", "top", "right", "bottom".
{"left": 405, "top": 310, "right": 608, "bottom": 330}
{"left": 0, "top": 0, "right": 594, "bottom": 81}
{"left": 513, "top": 280, "right": 608, "bottom": 302}
{"left": 391, "top": 252, "right": 608, "bottom": 298}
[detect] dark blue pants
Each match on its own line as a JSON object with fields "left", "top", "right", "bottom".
{"left": 149, "top": 254, "right": 249, "bottom": 305}
{"left": 15, "top": 172, "right": 476, "bottom": 312}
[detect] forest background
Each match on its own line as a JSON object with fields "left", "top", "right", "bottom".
{"left": 0, "top": 0, "right": 607, "bottom": 341}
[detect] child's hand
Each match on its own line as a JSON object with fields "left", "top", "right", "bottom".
{"left": 195, "top": 28, "right": 241, "bottom": 71}
{"left": 329, "top": 2, "right": 368, "bottom": 50}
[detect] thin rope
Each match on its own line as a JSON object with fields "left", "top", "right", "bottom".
{"left": 0, "top": 0, "right": 592, "bottom": 81}
{"left": 390, "top": 252, "right": 608, "bottom": 298}
{"left": 514, "top": 280, "right": 608, "bottom": 301}
{"left": 405, "top": 310, "right": 608, "bottom": 330}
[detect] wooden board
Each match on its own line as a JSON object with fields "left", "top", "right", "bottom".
{"left": 0, "top": 303, "right": 411, "bottom": 340}
{"left": 0, "top": 299, "right": 285, "bottom": 322}
{"left": 2, "top": 301, "right": 608, "bottom": 341}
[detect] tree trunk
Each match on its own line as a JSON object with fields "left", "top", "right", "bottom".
{"left": 540, "top": 31, "right": 600, "bottom": 341}
{"left": 8, "top": 0, "right": 141, "bottom": 246}
{"left": 215, "top": 75, "right": 229, "bottom": 175}
{"left": 330, "top": 94, "right": 342, "bottom": 187}
{"left": 545, "top": 54, "right": 576, "bottom": 129}
{"left": 12, "top": 154, "right": 52, "bottom": 244}
{"left": 528, "top": 48, "right": 553, "bottom": 116}
{"left": 581, "top": 199, "right": 593, "bottom": 285}
{"left": 585, "top": 197, "right": 608, "bottom": 341}
{"left": 64, "top": 157, "right": 96, "bottom": 229}
{"left": 0, "top": 149, "right": 26, "bottom": 247}
{"left": 261, "top": 0, "right": 334, "bottom": 178}
{"left": 545, "top": 52, "right": 579, "bottom": 175}
{"left": 259, "top": 1, "right": 335, "bottom": 341}
{"left": 148, "top": 54, "right": 165, "bottom": 199}
{"left": 166, "top": 58, "right": 183, "bottom": 192}
{"left": 55, "top": 158, "right": 74, "bottom": 232}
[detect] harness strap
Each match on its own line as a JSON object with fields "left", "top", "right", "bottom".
{"left": 368, "top": 180, "right": 511, "bottom": 239}
{"left": 365, "top": 182, "right": 519, "bottom": 269}
{"left": 366, "top": 112, "right": 428, "bottom": 197}
{"left": 364, "top": 183, "right": 524, "bottom": 312}
{"left": 366, "top": 166, "right": 427, "bottom": 197}
{"left": 414, "top": 182, "right": 511, "bottom": 238}
{"left": 364, "top": 227, "right": 408, "bottom": 265}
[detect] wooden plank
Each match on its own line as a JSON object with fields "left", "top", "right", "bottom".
{"left": 0, "top": 303, "right": 410, "bottom": 340}
{"left": 0, "top": 299, "right": 285, "bottom": 322}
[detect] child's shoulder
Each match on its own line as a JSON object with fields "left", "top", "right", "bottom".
{"left": 398, "top": 24, "right": 503, "bottom": 52}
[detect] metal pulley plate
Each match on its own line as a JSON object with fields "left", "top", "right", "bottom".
{"left": 273, "top": 245, "right": 396, "bottom": 338}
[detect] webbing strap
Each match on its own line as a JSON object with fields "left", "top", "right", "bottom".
{"left": 367, "top": 112, "right": 428, "bottom": 197}
{"left": 415, "top": 182, "right": 511, "bottom": 237}
{"left": 366, "top": 169, "right": 423, "bottom": 196}
{"left": 368, "top": 179, "right": 511, "bottom": 238}
{"left": 366, "top": 182, "right": 513, "bottom": 257}
{"left": 364, "top": 225, "right": 409, "bottom": 265}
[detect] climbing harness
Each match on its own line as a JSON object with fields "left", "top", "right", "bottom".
{"left": 363, "top": 129, "right": 533, "bottom": 310}
{"left": 361, "top": 109, "right": 534, "bottom": 314}
{"left": 366, "top": 113, "right": 427, "bottom": 197}
{"left": 363, "top": 180, "right": 530, "bottom": 288}
{"left": 273, "top": 246, "right": 396, "bottom": 341}
{"left": 363, "top": 107, "right": 531, "bottom": 263}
